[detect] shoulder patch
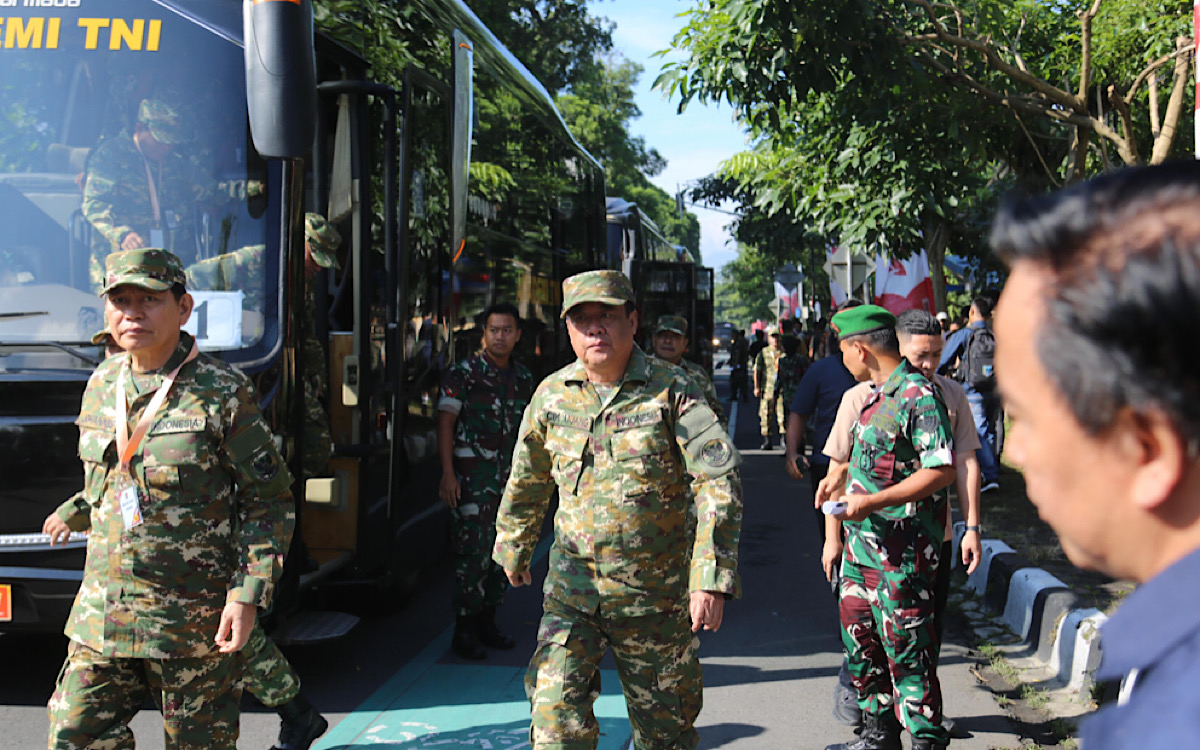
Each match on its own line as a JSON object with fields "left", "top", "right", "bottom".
{"left": 251, "top": 448, "right": 280, "bottom": 482}
{"left": 699, "top": 437, "right": 733, "bottom": 469}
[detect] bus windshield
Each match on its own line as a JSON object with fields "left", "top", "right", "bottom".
{"left": 0, "top": 3, "right": 276, "bottom": 372}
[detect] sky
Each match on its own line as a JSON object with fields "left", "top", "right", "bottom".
{"left": 595, "top": 0, "right": 748, "bottom": 273}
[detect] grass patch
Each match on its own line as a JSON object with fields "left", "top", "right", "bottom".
{"left": 1021, "top": 683, "right": 1049, "bottom": 711}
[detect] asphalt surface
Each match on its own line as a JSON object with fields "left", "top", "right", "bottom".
{"left": 0, "top": 364, "right": 1024, "bottom": 749}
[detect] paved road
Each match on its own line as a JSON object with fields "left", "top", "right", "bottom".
{"left": 1, "top": 364, "right": 1022, "bottom": 749}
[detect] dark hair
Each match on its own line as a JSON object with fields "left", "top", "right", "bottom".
{"left": 171, "top": 283, "right": 186, "bottom": 301}
{"left": 478, "top": 302, "right": 521, "bottom": 328}
{"left": 841, "top": 327, "right": 899, "bottom": 354}
{"left": 782, "top": 335, "right": 800, "bottom": 356}
{"left": 896, "top": 309, "right": 942, "bottom": 338}
{"left": 970, "top": 296, "right": 994, "bottom": 319}
{"left": 990, "top": 160, "right": 1200, "bottom": 446}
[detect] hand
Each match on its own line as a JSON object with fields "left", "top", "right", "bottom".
{"left": 821, "top": 540, "right": 843, "bottom": 583}
{"left": 689, "top": 591, "right": 725, "bottom": 632}
{"left": 438, "top": 472, "right": 460, "bottom": 509}
{"left": 505, "top": 568, "right": 532, "bottom": 587}
{"left": 961, "top": 530, "right": 982, "bottom": 575}
{"left": 121, "top": 231, "right": 146, "bottom": 251}
{"left": 835, "top": 494, "right": 874, "bottom": 523}
{"left": 785, "top": 452, "right": 805, "bottom": 481}
{"left": 43, "top": 514, "right": 72, "bottom": 546}
{"left": 754, "top": 387, "right": 762, "bottom": 398}
{"left": 814, "top": 473, "right": 840, "bottom": 509}
{"left": 214, "top": 601, "right": 256, "bottom": 653}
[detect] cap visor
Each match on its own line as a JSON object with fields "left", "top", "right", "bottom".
{"left": 560, "top": 296, "right": 629, "bottom": 318}
{"left": 101, "top": 276, "right": 174, "bottom": 296}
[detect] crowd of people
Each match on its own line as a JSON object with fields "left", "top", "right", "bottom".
{"left": 37, "top": 160, "right": 1200, "bottom": 750}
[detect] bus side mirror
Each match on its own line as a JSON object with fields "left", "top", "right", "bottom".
{"left": 243, "top": 0, "right": 317, "bottom": 158}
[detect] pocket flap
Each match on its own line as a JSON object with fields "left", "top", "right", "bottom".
{"left": 545, "top": 425, "right": 589, "bottom": 459}
{"left": 77, "top": 429, "right": 113, "bottom": 463}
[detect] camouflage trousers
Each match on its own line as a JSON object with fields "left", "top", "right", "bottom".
{"left": 450, "top": 472, "right": 508, "bottom": 617}
{"left": 47, "top": 639, "right": 240, "bottom": 750}
{"left": 839, "top": 560, "right": 948, "bottom": 744}
{"left": 758, "top": 392, "right": 784, "bottom": 436}
{"left": 302, "top": 372, "right": 332, "bottom": 479}
{"left": 238, "top": 624, "right": 301, "bottom": 707}
{"left": 526, "top": 598, "right": 702, "bottom": 750}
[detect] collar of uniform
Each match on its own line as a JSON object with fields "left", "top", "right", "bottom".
{"left": 1096, "top": 546, "right": 1200, "bottom": 681}
{"left": 563, "top": 345, "right": 651, "bottom": 385}
{"left": 879, "top": 357, "right": 918, "bottom": 397}
{"left": 145, "top": 331, "right": 198, "bottom": 383}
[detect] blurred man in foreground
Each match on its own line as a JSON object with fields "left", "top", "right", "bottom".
{"left": 990, "top": 162, "right": 1200, "bottom": 750}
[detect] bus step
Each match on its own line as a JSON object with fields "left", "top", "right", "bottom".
{"left": 275, "top": 610, "right": 360, "bottom": 645}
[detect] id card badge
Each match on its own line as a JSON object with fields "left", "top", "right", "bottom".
{"left": 149, "top": 228, "right": 165, "bottom": 247}
{"left": 113, "top": 473, "right": 143, "bottom": 530}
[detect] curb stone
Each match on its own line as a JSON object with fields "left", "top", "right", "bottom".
{"left": 953, "top": 521, "right": 1107, "bottom": 696}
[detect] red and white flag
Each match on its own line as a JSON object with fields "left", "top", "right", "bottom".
{"left": 828, "top": 247, "right": 848, "bottom": 308}
{"left": 873, "top": 250, "right": 934, "bottom": 314}
{"left": 773, "top": 281, "right": 801, "bottom": 318}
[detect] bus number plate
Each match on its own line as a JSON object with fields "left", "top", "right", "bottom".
{"left": 182, "top": 291, "right": 244, "bottom": 350}
{"left": 0, "top": 584, "right": 11, "bottom": 622}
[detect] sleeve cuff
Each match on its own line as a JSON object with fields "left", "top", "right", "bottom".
{"left": 227, "top": 576, "right": 273, "bottom": 608}
{"left": 689, "top": 561, "right": 740, "bottom": 599}
{"left": 492, "top": 541, "right": 534, "bottom": 572}
{"left": 438, "top": 396, "right": 463, "bottom": 414}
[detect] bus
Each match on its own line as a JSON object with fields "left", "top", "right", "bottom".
{"left": 605, "top": 197, "right": 715, "bottom": 372}
{"left": 0, "top": 0, "right": 606, "bottom": 640}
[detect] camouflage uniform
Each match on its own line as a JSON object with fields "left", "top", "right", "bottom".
{"left": 300, "top": 214, "right": 342, "bottom": 479}
{"left": 82, "top": 101, "right": 213, "bottom": 290}
{"left": 184, "top": 244, "right": 266, "bottom": 314}
{"left": 47, "top": 251, "right": 295, "bottom": 750}
{"left": 839, "top": 358, "right": 954, "bottom": 746}
{"left": 438, "top": 350, "right": 533, "bottom": 616}
{"left": 495, "top": 330, "right": 742, "bottom": 750}
{"left": 754, "top": 343, "right": 784, "bottom": 436}
{"left": 772, "top": 352, "right": 806, "bottom": 419}
{"left": 679, "top": 358, "right": 725, "bottom": 430}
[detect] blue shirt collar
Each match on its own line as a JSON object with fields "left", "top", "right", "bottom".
{"left": 1097, "top": 545, "right": 1200, "bottom": 680}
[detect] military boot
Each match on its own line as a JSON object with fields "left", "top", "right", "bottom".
{"left": 824, "top": 712, "right": 902, "bottom": 750}
{"left": 452, "top": 614, "right": 486, "bottom": 660}
{"left": 910, "top": 738, "right": 949, "bottom": 750}
{"left": 832, "top": 661, "right": 863, "bottom": 727}
{"left": 271, "top": 693, "right": 328, "bottom": 750}
{"left": 478, "top": 606, "right": 516, "bottom": 650}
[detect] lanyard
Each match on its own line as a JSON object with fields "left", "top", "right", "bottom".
{"left": 115, "top": 341, "right": 199, "bottom": 473}
{"left": 142, "top": 157, "right": 162, "bottom": 226}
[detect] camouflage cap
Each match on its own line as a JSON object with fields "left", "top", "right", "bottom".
{"left": 304, "top": 213, "right": 342, "bottom": 269}
{"left": 101, "top": 248, "right": 187, "bottom": 296}
{"left": 831, "top": 304, "right": 896, "bottom": 339}
{"left": 560, "top": 270, "right": 634, "bottom": 318}
{"left": 90, "top": 328, "right": 112, "bottom": 346}
{"left": 655, "top": 315, "right": 688, "bottom": 336}
{"left": 138, "top": 98, "right": 191, "bottom": 145}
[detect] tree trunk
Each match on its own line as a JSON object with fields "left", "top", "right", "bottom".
{"left": 923, "top": 212, "right": 950, "bottom": 313}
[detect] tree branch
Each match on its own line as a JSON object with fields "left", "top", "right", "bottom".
{"left": 1077, "top": 0, "right": 1103, "bottom": 104}
{"left": 1151, "top": 36, "right": 1192, "bottom": 164}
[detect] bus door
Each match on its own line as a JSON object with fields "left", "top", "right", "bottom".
{"left": 632, "top": 260, "right": 695, "bottom": 354}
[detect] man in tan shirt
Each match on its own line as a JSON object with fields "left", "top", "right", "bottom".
{"left": 818, "top": 309, "right": 982, "bottom": 732}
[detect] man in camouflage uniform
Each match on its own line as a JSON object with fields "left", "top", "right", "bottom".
{"left": 83, "top": 99, "right": 210, "bottom": 290}
{"left": 438, "top": 301, "right": 534, "bottom": 659}
{"left": 494, "top": 270, "right": 742, "bottom": 750}
{"left": 772, "top": 334, "right": 807, "bottom": 423}
{"left": 45, "top": 249, "right": 295, "bottom": 749}
{"left": 821, "top": 305, "right": 955, "bottom": 750}
{"left": 299, "top": 213, "right": 340, "bottom": 479}
{"left": 754, "top": 328, "right": 785, "bottom": 449}
{"left": 650, "top": 314, "right": 726, "bottom": 429}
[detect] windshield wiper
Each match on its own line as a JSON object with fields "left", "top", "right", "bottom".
{"left": 0, "top": 311, "right": 49, "bottom": 320}
{"left": 0, "top": 340, "right": 100, "bottom": 366}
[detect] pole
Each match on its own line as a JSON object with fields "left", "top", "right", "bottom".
{"left": 1195, "top": 0, "right": 1199, "bottom": 158}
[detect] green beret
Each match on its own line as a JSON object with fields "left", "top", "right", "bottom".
{"left": 831, "top": 304, "right": 896, "bottom": 339}
{"left": 304, "top": 213, "right": 342, "bottom": 269}
{"left": 138, "top": 98, "right": 192, "bottom": 145}
{"left": 101, "top": 248, "right": 186, "bottom": 296}
{"left": 655, "top": 315, "right": 688, "bottom": 336}
{"left": 561, "top": 270, "right": 634, "bottom": 318}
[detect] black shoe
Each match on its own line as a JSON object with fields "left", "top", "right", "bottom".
{"left": 477, "top": 606, "right": 515, "bottom": 650}
{"left": 942, "top": 715, "right": 968, "bottom": 738}
{"left": 760, "top": 438, "right": 773, "bottom": 450}
{"left": 910, "top": 739, "right": 949, "bottom": 750}
{"left": 271, "top": 694, "right": 328, "bottom": 750}
{"left": 832, "top": 677, "right": 862, "bottom": 727}
{"left": 452, "top": 615, "right": 486, "bottom": 660}
{"left": 824, "top": 712, "right": 902, "bottom": 750}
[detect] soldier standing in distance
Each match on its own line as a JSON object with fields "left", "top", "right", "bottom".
{"left": 45, "top": 249, "right": 294, "bottom": 749}
{"left": 820, "top": 305, "right": 955, "bottom": 750}
{"left": 651, "top": 314, "right": 726, "bottom": 429}
{"left": 754, "top": 328, "right": 784, "bottom": 449}
{"left": 494, "top": 270, "right": 742, "bottom": 750}
{"left": 439, "top": 302, "right": 534, "bottom": 659}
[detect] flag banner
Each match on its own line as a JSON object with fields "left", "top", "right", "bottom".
{"left": 828, "top": 247, "right": 848, "bottom": 308}
{"left": 873, "top": 250, "right": 935, "bottom": 314}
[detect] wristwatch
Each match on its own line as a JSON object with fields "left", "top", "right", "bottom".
{"left": 964, "top": 525, "right": 982, "bottom": 534}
